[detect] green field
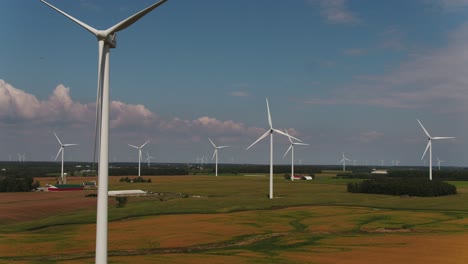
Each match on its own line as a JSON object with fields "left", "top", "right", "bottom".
{"left": 1, "top": 175, "right": 468, "bottom": 263}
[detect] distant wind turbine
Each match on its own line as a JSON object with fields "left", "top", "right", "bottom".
{"left": 283, "top": 129, "right": 308, "bottom": 181}
{"left": 246, "top": 98, "right": 301, "bottom": 199}
{"left": 145, "top": 152, "right": 156, "bottom": 167}
{"left": 436, "top": 157, "right": 444, "bottom": 171}
{"left": 417, "top": 119, "right": 454, "bottom": 180}
{"left": 128, "top": 140, "right": 150, "bottom": 176}
{"left": 54, "top": 132, "right": 78, "bottom": 184}
{"left": 339, "top": 152, "right": 351, "bottom": 171}
{"left": 40, "top": 0, "right": 168, "bottom": 262}
{"left": 209, "top": 138, "right": 229, "bottom": 176}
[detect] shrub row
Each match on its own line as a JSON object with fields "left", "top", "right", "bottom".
{"left": 347, "top": 178, "right": 457, "bottom": 197}
{"left": 119, "top": 177, "right": 151, "bottom": 183}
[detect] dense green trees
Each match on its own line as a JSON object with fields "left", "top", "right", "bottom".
{"left": 347, "top": 178, "right": 457, "bottom": 197}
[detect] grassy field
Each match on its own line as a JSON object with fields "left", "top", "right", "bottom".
{"left": 1, "top": 175, "right": 468, "bottom": 263}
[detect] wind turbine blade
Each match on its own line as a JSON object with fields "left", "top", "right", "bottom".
{"left": 128, "top": 144, "right": 139, "bottom": 149}
{"left": 421, "top": 141, "right": 430, "bottom": 160}
{"left": 105, "top": 0, "right": 168, "bottom": 34}
{"left": 218, "top": 146, "right": 229, "bottom": 149}
{"left": 284, "top": 129, "right": 294, "bottom": 144}
{"left": 283, "top": 145, "right": 292, "bottom": 158}
{"left": 294, "top": 142, "right": 309, "bottom": 146}
{"left": 140, "top": 139, "right": 151, "bottom": 148}
{"left": 246, "top": 130, "right": 270, "bottom": 150}
{"left": 64, "top": 144, "right": 78, "bottom": 147}
{"left": 212, "top": 149, "right": 217, "bottom": 161}
{"left": 55, "top": 148, "right": 62, "bottom": 161}
{"left": 40, "top": 0, "right": 99, "bottom": 36}
{"left": 208, "top": 138, "right": 216, "bottom": 148}
{"left": 339, "top": 158, "right": 345, "bottom": 164}
{"left": 432, "top": 137, "right": 455, "bottom": 140}
{"left": 273, "top": 129, "right": 301, "bottom": 142}
{"left": 345, "top": 158, "right": 351, "bottom": 161}
{"left": 266, "top": 98, "right": 272, "bottom": 129}
{"left": 417, "top": 119, "right": 432, "bottom": 138}
{"left": 54, "top": 132, "right": 63, "bottom": 145}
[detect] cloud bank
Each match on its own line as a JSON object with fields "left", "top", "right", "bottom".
{"left": 0, "top": 80, "right": 271, "bottom": 144}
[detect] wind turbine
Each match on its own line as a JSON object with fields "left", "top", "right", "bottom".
{"left": 417, "top": 119, "right": 454, "bottom": 180}
{"left": 54, "top": 132, "right": 78, "bottom": 184}
{"left": 145, "top": 152, "right": 156, "bottom": 167}
{"left": 40, "top": 1, "right": 169, "bottom": 261}
{"left": 283, "top": 129, "right": 308, "bottom": 181}
{"left": 128, "top": 140, "right": 150, "bottom": 176}
{"left": 246, "top": 98, "right": 301, "bottom": 199}
{"left": 339, "top": 152, "right": 351, "bottom": 171}
{"left": 436, "top": 157, "right": 444, "bottom": 171}
{"left": 209, "top": 138, "right": 229, "bottom": 176}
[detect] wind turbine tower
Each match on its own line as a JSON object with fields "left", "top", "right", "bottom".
{"left": 54, "top": 132, "right": 78, "bottom": 184}
{"left": 208, "top": 138, "right": 229, "bottom": 176}
{"left": 40, "top": 1, "right": 169, "bottom": 262}
{"left": 128, "top": 140, "right": 150, "bottom": 176}
{"left": 247, "top": 98, "right": 300, "bottom": 199}
{"left": 417, "top": 119, "right": 454, "bottom": 180}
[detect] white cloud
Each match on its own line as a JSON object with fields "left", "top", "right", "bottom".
{"left": 0, "top": 80, "right": 269, "bottom": 143}
{"left": 304, "top": 22, "right": 468, "bottom": 112}
{"left": 308, "top": 0, "right": 360, "bottom": 24}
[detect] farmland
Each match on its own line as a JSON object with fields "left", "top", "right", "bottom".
{"left": 1, "top": 175, "right": 468, "bottom": 263}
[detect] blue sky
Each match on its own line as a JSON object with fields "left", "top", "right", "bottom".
{"left": 1, "top": 0, "right": 468, "bottom": 166}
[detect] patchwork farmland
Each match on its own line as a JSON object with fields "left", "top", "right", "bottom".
{"left": 1, "top": 175, "right": 468, "bottom": 263}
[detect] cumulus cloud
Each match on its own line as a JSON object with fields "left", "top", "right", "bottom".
{"left": 0, "top": 80, "right": 270, "bottom": 144}
{"left": 0, "top": 81, "right": 93, "bottom": 124}
{"left": 308, "top": 0, "right": 360, "bottom": 24}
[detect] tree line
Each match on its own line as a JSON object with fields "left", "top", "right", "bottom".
{"left": 347, "top": 178, "right": 457, "bottom": 197}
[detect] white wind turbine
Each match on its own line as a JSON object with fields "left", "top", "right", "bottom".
{"left": 145, "top": 152, "right": 156, "bottom": 167}
{"left": 339, "top": 152, "right": 351, "bottom": 171}
{"left": 436, "top": 157, "right": 444, "bottom": 171}
{"left": 283, "top": 129, "right": 308, "bottom": 181}
{"left": 128, "top": 140, "right": 150, "bottom": 176}
{"left": 417, "top": 119, "right": 454, "bottom": 181}
{"left": 54, "top": 132, "right": 78, "bottom": 184}
{"left": 40, "top": 1, "right": 169, "bottom": 261}
{"left": 246, "top": 98, "right": 301, "bottom": 199}
{"left": 209, "top": 138, "right": 229, "bottom": 176}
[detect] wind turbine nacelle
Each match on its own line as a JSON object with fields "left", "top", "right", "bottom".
{"left": 105, "top": 33, "right": 117, "bottom": 48}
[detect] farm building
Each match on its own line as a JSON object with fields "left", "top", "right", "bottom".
{"left": 108, "top": 190, "right": 147, "bottom": 197}
{"left": 371, "top": 169, "right": 388, "bottom": 175}
{"left": 48, "top": 184, "right": 84, "bottom": 191}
